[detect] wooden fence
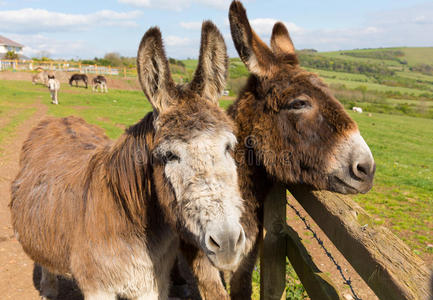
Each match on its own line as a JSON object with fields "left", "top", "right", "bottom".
{"left": 261, "top": 184, "right": 433, "bottom": 300}
{"left": 0, "top": 59, "right": 138, "bottom": 77}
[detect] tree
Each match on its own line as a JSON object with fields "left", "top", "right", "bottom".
{"left": 5, "top": 51, "right": 19, "bottom": 59}
{"left": 103, "top": 52, "right": 122, "bottom": 67}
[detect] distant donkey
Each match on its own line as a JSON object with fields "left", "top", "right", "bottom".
{"left": 32, "top": 69, "right": 49, "bottom": 86}
{"left": 10, "top": 22, "right": 245, "bottom": 300}
{"left": 177, "top": 2, "right": 376, "bottom": 299}
{"left": 92, "top": 75, "right": 108, "bottom": 93}
{"left": 47, "top": 75, "right": 60, "bottom": 105}
{"left": 69, "top": 73, "right": 88, "bottom": 88}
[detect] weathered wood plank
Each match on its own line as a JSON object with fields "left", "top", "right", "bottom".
{"left": 289, "top": 185, "right": 433, "bottom": 300}
{"left": 283, "top": 224, "right": 342, "bottom": 300}
{"left": 260, "top": 183, "right": 287, "bottom": 300}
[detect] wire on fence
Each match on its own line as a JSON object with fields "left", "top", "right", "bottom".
{"left": 286, "top": 198, "right": 362, "bottom": 300}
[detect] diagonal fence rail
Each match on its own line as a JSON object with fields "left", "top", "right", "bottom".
{"left": 260, "top": 184, "right": 433, "bottom": 300}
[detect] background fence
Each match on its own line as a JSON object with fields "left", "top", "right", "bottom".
{"left": 0, "top": 59, "right": 138, "bottom": 77}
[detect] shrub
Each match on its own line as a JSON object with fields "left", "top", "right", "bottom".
{"left": 5, "top": 51, "right": 19, "bottom": 59}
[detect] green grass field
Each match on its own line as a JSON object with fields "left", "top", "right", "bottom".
{"left": 350, "top": 112, "right": 433, "bottom": 253}
{"left": 1, "top": 69, "right": 432, "bottom": 298}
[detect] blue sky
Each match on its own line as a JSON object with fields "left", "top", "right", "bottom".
{"left": 1, "top": 0, "right": 432, "bottom": 59}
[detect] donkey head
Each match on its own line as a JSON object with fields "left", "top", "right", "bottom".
{"left": 229, "top": 1, "right": 375, "bottom": 194}
{"left": 137, "top": 22, "right": 245, "bottom": 270}
{"left": 47, "top": 75, "right": 57, "bottom": 90}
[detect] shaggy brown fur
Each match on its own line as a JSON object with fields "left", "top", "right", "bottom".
{"left": 11, "top": 21, "right": 243, "bottom": 300}
{"left": 32, "top": 69, "right": 49, "bottom": 86}
{"left": 178, "top": 1, "right": 375, "bottom": 299}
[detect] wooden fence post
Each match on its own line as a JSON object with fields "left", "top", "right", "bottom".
{"left": 123, "top": 67, "right": 127, "bottom": 78}
{"left": 79, "top": 63, "right": 82, "bottom": 73}
{"left": 260, "top": 182, "right": 287, "bottom": 300}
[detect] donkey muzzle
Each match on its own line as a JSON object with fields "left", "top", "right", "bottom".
{"left": 204, "top": 220, "right": 245, "bottom": 271}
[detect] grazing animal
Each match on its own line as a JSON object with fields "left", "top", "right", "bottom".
{"left": 10, "top": 22, "right": 245, "bottom": 300}
{"left": 352, "top": 106, "right": 363, "bottom": 113}
{"left": 178, "top": 2, "right": 376, "bottom": 299}
{"left": 92, "top": 75, "right": 108, "bottom": 93}
{"left": 47, "top": 75, "right": 60, "bottom": 105}
{"left": 32, "top": 70, "right": 49, "bottom": 86}
{"left": 69, "top": 73, "right": 88, "bottom": 88}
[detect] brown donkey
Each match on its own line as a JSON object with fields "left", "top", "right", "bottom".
{"left": 10, "top": 21, "right": 246, "bottom": 300}
{"left": 178, "top": 1, "right": 376, "bottom": 299}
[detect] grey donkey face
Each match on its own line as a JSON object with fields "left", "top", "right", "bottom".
{"left": 137, "top": 22, "right": 245, "bottom": 271}
{"left": 154, "top": 128, "right": 245, "bottom": 271}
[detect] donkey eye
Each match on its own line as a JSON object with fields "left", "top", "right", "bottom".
{"left": 287, "top": 99, "right": 310, "bottom": 110}
{"left": 225, "top": 144, "right": 231, "bottom": 152}
{"left": 163, "top": 151, "right": 179, "bottom": 163}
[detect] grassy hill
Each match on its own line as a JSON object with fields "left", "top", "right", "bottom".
{"left": 321, "top": 47, "right": 433, "bottom": 67}
{"left": 167, "top": 47, "right": 433, "bottom": 119}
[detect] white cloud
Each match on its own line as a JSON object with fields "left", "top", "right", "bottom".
{"left": 165, "top": 35, "right": 191, "bottom": 47}
{"left": 119, "top": 0, "right": 231, "bottom": 11}
{"left": 8, "top": 34, "right": 91, "bottom": 59}
{"left": 180, "top": 21, "right": 202, "bottom": 30}
{"left": 0, "top": 8, "right": 142, "bottom": 33}
{"left": 238, "top": 3, "right": 433, "bottom": 52}
{"left": 290, "top": 2, "right": 433, "bottom": 51}
{"left": 250, "top": 18, "right": 302, "bottom": 35}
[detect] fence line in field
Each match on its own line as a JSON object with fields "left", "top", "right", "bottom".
{"left": 0, "top": 59, "right": 138, "bottom": 77}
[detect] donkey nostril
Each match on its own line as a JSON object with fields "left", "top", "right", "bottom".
{"left": 357, "top": 163, "right": 368, "bottom": 175}
{"left": 353, "top": 159, "right": 375, "bottom": 180}
{"left": 208, "top": 235, "right": 221, "bottom": 250}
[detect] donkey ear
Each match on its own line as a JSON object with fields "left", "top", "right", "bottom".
{"left": 137, "top": 27, "right": 177, "bottom": 113}
{"left": 188, "top": 21, "right": 228, "bottom": 105}
{"left": 229, "top": 0, "right": 277, "bottom": 77}
{"left": 270, "top": 22, "right": 299, "bottom": 65}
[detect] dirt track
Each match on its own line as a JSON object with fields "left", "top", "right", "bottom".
{"left": 0, "top": 100, "right": 49, "bottom": 300}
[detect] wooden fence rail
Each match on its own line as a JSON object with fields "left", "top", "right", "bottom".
{"left": 0, "top": 59, "right": 138, "bottom": 77}
{"left": 261, "top": 185, "right": 433, "bottom": 300}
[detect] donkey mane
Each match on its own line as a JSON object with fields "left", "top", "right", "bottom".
{"left": 85, "top": 112, "right": 156, "bottom": 228}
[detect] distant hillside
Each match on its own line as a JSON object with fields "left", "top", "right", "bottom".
{"left": 321, "top": 47, "right": 433, "bottom": 67}
{"left": 169, "top": 47, "right": 433, "bottom": 119}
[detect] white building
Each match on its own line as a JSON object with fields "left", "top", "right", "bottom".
{"left": 0, "top": 35, "right": 24, "bottom": 58}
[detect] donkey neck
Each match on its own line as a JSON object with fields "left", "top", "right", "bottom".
{"left": 89, "top": 112, "right": 164, "bottom": 232}
{"left": 228, "top": 93, "right": 275, "bottom": 214}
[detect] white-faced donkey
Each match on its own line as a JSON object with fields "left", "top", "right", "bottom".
{"left": 47, "top": 75, "right": 60, "bottom": 105}
{"left": 10, "top": 21, "right": 245, "bottom": 300}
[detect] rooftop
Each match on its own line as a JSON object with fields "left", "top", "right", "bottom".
{"left": 0, "top": 35, "right": 23, "bottom": 48}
